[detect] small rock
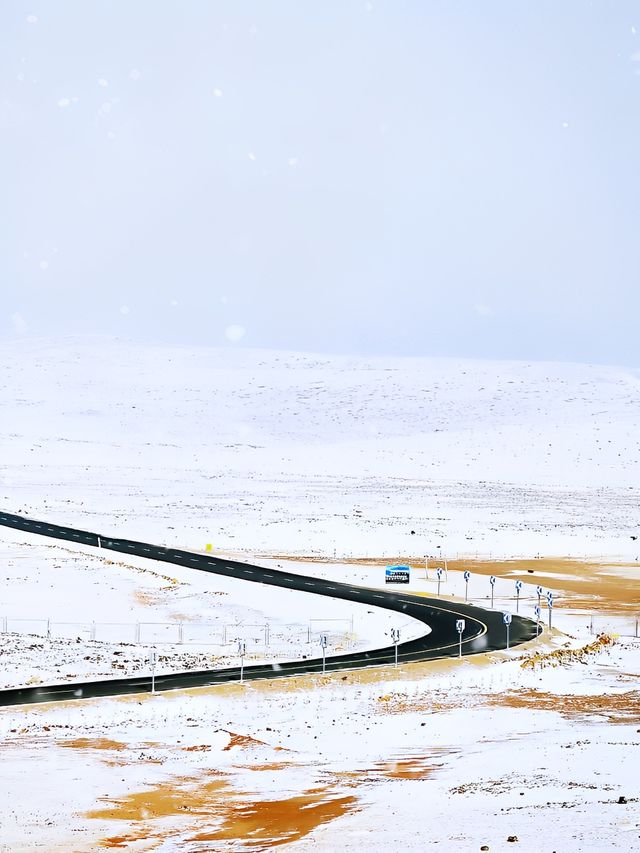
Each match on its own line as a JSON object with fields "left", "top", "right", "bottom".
{"left": 481, "top": 847, "right": 489, "bottom": 851}
{"left": 617, "top": 796, "right": 627, "bottom": 804}
{"left": 507, "top": 837, "right": 518, "bottom": 843}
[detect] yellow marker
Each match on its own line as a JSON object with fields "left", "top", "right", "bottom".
{"left": 205, "top": 543, "right": 213, "bottom": 553}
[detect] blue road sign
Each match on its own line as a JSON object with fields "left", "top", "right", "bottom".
{"left": 385, "top": 565, "right": 410, "bottom": 584}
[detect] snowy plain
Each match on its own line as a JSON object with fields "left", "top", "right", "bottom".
{"left": 0, "top": 336, "right": 639, "bottom": 851}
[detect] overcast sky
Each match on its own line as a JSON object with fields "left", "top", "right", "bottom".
{"left": 3, "top": 2, "right": 639, "bottom": 364}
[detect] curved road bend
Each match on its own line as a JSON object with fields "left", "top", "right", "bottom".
{"left": 0, "top": 511, "right": 538, "bottom": 706}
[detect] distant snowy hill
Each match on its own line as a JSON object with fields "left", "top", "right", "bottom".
{"left": 2, "top": 336, "right": 639, "bottom": 558}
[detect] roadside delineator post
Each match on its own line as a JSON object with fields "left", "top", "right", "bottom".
{"left": 320, "top": 633, "right": 328, "bottom": 674}
{"left": 436, "top": 568, "right": 443, "bottom": 597}
{"left": 515, "top": 580, "right": 523, "bottom": 613}
{"left": 456, "top": 619, "right": 465, "bottom": 658}
{"left": 503, "top": 611, "right": 512, "bottom": 650}
{"left": 534, "top": 605, "right": 541, "bottom": 637}
{"left": 536, "top": 585, "right": 543, "bottom": 608}
{"left": 391, "top": 628, "right": 400, "bottom": 667}
{"left": 489, "top": 575, "right": 496, "bottom": 608}
{"left": 546, "top": 591, "right": 553, "bottom": 629}
{"left": 463, "top": 570, "right": 471, "bottom": 602}
{"left": 149, "top": 647, "right": 157, "bottom": 694}
{"left": 238, "top": 640, "right": 246, "bottom": 683}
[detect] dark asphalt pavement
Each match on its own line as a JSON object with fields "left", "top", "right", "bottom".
{"left": 0, "top": 511, "right": 539, "bottom": 705}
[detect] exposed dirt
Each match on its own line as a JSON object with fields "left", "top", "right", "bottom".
{"left": 486, "top": 689, "right": 640, "bottom": 725}
{"left": 187, "top": 787, "right": 358, "bottom": 848}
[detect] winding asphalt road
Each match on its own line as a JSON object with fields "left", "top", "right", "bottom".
{"left": 0, "top": 511, "right": 538, "bottom": 706}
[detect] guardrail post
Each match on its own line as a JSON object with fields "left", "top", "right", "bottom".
{"left": 179, "top": 622, "right": 184, "bottom": 644}
{"left": 135, "top": 622, "right": 140, "bottom": 643}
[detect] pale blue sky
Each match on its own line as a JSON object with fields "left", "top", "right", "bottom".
{"left": 3, "top": 2, "right": 639, "bottom": 364}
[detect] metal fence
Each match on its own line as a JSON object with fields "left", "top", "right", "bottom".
{"left": 0, "top": 616, "right": 355, "bottom": 650}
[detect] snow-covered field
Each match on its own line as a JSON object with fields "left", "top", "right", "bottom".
{"left": 1, "top": 337, "right": 639, "bottom": 851}
{"left": 2, "top": 336, "right": 640, "bottom": 559}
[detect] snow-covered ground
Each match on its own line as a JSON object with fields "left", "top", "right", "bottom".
{"left": 2, "top": 336, "right": 640, "bottom": 559}
{"left": 1, "top": 337, "right": 639, "bottom": 851}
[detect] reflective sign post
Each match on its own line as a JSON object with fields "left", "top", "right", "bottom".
{"left": 436, "top": 568, "right": 443, "bottom": 597}
{"left": 503, "top": 612, "right": 512, "bottom": 650}
{"left": 238, "top": 640, "right": 246, "bottom": 683}
{"left": 463, "top": 570, "right": 471, "bottom": 601}
{"left": 149, "top": 647, "right": 157, "bottom": 694}
{"left": 534, "top": 604, "right": 541, "bottom": 637}
{"left": 320, "top": 633, "right": 328, "bottom": 674}
{"left": 489, "top": 575, "right": 496, "bottom": 608}
{"left": 456, "top": 619, "right": 466, "bottom": 658}
{"left": 391, "top": 628, "right": 400, "bottom": 667}
{"left": 536, "top": 585, "right": 543, "bottom": 607}
{"left": 546, "top": 592, "right": 553, "bottom": 629}
{"left": 515, "top": 580, "right": 523, "bottom": 613}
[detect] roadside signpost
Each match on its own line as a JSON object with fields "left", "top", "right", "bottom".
{"left": 463, "top": 570, "right": 471, "bottom": 601}
{"left": 456, "top": 619, "right": 466, "bottom": 658}
{"left": 534, "top": 605, "right": 541, "bottom": 637}
{"left": 238, "top": 640, "right": 246, "bottom": 683}
{"left": 489, "top": 575, "right": 496, "bottom": 608}
{"left": 546, "top": 591, "right": 553, "bottom": 629}
{"left": 149, "top": 647, "right": 157, "bottom": 694}
{"left": 515, "top": 580, "right": 523, "bottom": 613}
{"left": 424, "top": 555, "right": 428, "bottom": 580}
{"left": 503, "top": 612, "right": 512, "bottom": 650}
{"left": 436, "top": 567, "right": 443, "bottom": 596}
{"left": 320, "top": 633, "right": 328, "bottom": 674}
{"left": 391, "top": 628, "right": 400, "bottom": 667}
{"left": 536, "top": 585, "right": 543, "bottom": 607}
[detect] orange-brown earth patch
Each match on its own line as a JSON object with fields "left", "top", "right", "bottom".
{"left": 486, "top": 689, "right": 640, "bottom": 724}
{"left": 88, "top": 775, "right": 230, "bottom": 825}
{"left": 60, "top": 737, "right": 128, "bottom": 751}
{"left": 222, "top": 730, "right": 269, "bottom": 751}
{"left": 89, "top": 773, "right": 357, "bottom": 850}
{"left": 187, "top": 787, "right": 358, "bottom": 848}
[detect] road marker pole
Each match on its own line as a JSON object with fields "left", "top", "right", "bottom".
{"left": 515, "top": 580, "right": 523, "bottom": 613}
{"left": 149, "top": 647, "right": 157, "bottom": 694}
{"left": 456, "top": 619, "right": 466, "bottom": 658}
{"left": 536, "top": 585, "right": 543, "bottom": 608}
{"left": 489, "top": 575, "right": 496, "bottom": 608}
{"left": 238, "top": 640, "right": 246, "bottom": 683}
{"left": 320, "top": 633, "right": 328, "bottom": 674}
{"left": 503, "top": 612, "right": 512, "bottom": 650}
{"left": 436, "top": 568, "right": 443, "bottom": 596}
{"left": 424, "top": 555, "right": 428, "bottom": 580}
{"left": 391, "top": 628, "right": 400, "bottom": 667}
{"left": 463, "top": 570, "right": 471, "bottom": 602}
{"left": 534, "top": 605, "right": 541, "bottom": 637}
{"left": 546, "top": 592, "right": 553, "bottom": 629}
